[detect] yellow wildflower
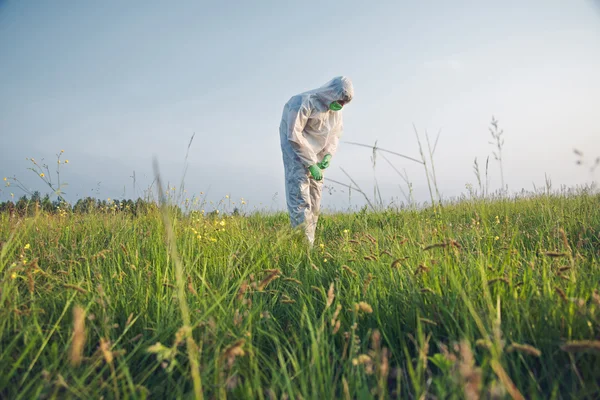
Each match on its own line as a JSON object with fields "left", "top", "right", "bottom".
{"left": 495, "top": 236, "right": 500, "bottom": 241}
{"left": 24, "top": 243, "right": 30, "bottom": 250}
{"left": 220, "top": 220, "right": 226, "bottom": 226}
{"left": 197, "top": 235, "right": 202, "bottom": 240}
{"left": 65, "top": 160, "right": 69, "bottom": 164}
{"left": 2, "top": 177, "right": 6, "bottom": 181}
{"left": 11, "top": 272, "right": 17, "bottom": 280}
{"left": 61, "top": 149, "right": 65, "bottom": 153}
{"left": 39, "top": 173, "right": 45, "bottom": 178}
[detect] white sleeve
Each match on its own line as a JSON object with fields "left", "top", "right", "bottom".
{"left": 286, "top": 104, "right": 318, "bottom": 167}
{"left": 321, "top": 122, "right": 343, "bottom": 158}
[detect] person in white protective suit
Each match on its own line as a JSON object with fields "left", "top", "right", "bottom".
{"left": 279, "top": 76, "right": 354, "bottom": 246}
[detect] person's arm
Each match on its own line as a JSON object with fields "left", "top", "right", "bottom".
{"left": 286, "top": 104, "right": 318, "bottom": 167}
{"left": 318, "top": 122, "right": 343, "bottom": 167}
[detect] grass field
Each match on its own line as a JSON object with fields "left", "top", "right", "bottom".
{"left": 1, "top": 190, "right": 599, "bottom": 399}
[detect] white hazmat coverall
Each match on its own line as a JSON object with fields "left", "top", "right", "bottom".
{"left": 279, "top": 76, "right": 354, "bottom": 245}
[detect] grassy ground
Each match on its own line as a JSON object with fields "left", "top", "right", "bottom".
{"left": 1, "top": 191, "right": 599, "bottom": 399}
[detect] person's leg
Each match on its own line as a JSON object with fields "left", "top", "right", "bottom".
{"left": 307, "top": 176, "right": 324, "bottom": 245}
{"left": 282, "top": 144, "right": 314, "bottom": 244}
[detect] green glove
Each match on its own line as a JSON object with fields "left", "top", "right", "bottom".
{"left": 318, "top": 154, "right": 332, "bottom": 169}
{"left": 308, "top": 164, "right": 323, "bottom": 181}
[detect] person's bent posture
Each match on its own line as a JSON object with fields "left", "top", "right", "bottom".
{"left": 279, "top": 76, "right": 354, "bottom": 246}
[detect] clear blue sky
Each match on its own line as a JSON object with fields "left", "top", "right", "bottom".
{"left": 1, "top": 0, "right": 599, "bottom": 211}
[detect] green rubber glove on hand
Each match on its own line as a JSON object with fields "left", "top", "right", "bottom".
{"left": 318, "top": 154, "right": 332, "bottom": 170}
{"left": 308, "top": 164, "right": 323, "bottom": 181}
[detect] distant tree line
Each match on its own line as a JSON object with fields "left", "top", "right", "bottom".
{"left": 0, "top": 191, "right": 157, "bottom": 216}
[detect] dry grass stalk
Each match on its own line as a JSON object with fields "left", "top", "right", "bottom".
{"left": 490, "top": 360, "right": 525, "bottom": 400}
{"left": 558, "top": 266, "right": 571, "bottom": 272}
{"left": 355, "top": 301, "right": 373, "bottom": 314}
{"left": 187, "top": 276, "right": 198, "bottom": 296}
{"left": 258, "top": 269, "right": 281, "bottom": 291}
{"left": 326, "top": 283, "right": 335, "bottom": 309}
{"left": 423, "top": 240, "right": 461, "bottom": 251}
{"left": 237, "top": 281, "right": 248, "bottom": 301}
{"left": 129, "top": 334, "right": 143, "bottom": 343}
{"left": 488, "top": 278, "right": 510, "bottom": 286}
{"left": 363, "top": 273, "right": 374, "bottom": 296}
{"left": 457, "top": 341, "right": 482, "bottom": 400}
{"left": 92, "top": 249, "right": 111, "bottom": 260}
{"left": 560, "top": 340, "right": 600, "bottom": 353}
{"left": 342, "top": 265, "right": 358, "bottom": 277}
{"left": 126, "top": 313, "right": 134, "bottom": 327}
{"left": 100, "top": 338, "right": 114, "bottom": 364}
{"left": 419, "top": 318, "right": 437, "bottom": 326}
{"left": 415, "top": 264, "right": 430, "bottom": 275}
{"left": 331, "top": 304, "right": 342, "bottom": 326}
{"left": 380, "top": 250, "right": 393, "bottom": 257}
{"left": 352, "top": 354, "right": 372, "bottom": 365}
{"left": 542, "top": 251, "right": 569, "bottom": 258}
{"left": 26, "top": 269, "right": 35, "bottom": 294}
{"left": 507, "top": 343, "right": 542, "bottom": 357}
{"left": 222, "top": 339, "right": 246, "bottom": 369}
{"left": 592, "top": 289, "right": 600, "bottom": 307}
{"left": 365, "top": 234, "right": 377, "bottom": 245}
{"left": 363, "top": 255, "right": 377, "bottom": 261}
{"left": 333, "top": 320, "right": 341, "bottom": 334}
{"left": 342, "top": 377, "right": 351, "bottom": 400}
{"left": 555, "top": 287, "right": 568, "bottom": 302}
{"left": 69, "top": 306, "right": 86, "bottom": 367}
{"left": 63, "top": 284, "right": 88, "bottom": 294}
{"left": 283, "top": 278, "right": 302, "bottom": 285}
{"left": 559, "top": 229, "right": 572, "bottom": 252}
{"left": 420, "top": 288, "right": 435, "bottom": 295}
{"left": 391, "top": 257, "right": 408, "bottom": 268}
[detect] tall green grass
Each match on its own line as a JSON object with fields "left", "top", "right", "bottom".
{"left": 1, "top": 190, "right": 599, "bottom": 399}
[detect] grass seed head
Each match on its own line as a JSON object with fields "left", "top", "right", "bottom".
{"left": 555, "top": 287, "right": 568, "bottom": 302}
{"left": 507, "top": 343, "right": 542, "bottom": 357}
{"left": 326, "top": 283, "right": 335, "bottom": 308}
{"left": 100, "top": 338, "right": 114, "bottom": 364}
{"left": 69, "top": 305, "right": 86, "bottom": 367}
{"left": 356, "top": 301, "right": 373, "bottom": 314}
{"left": 560, "top": 340, "right": 600, "bottom": 353}
{"left": 258, "top": 269, "right": 280, "bottom": 291}
{"left": 342, "top": 265, "right": 357, "bottom": 276}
